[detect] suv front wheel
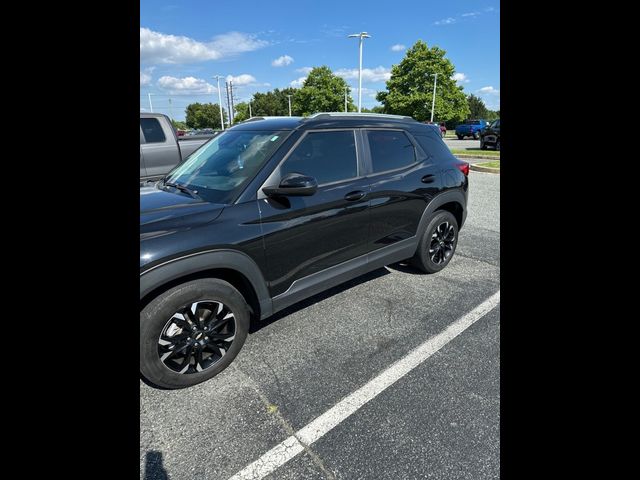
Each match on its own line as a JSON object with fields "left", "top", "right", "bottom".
{"left": 410, "top": 211, "right": 459, "bottom": 273}
{"left": 140, "top": 278, "right": 250, "bottom": 389}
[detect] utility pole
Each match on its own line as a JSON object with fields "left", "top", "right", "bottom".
{"left": 225, "top": 81, "right": 233, "bottom": 128}
{"left": 214, "top": 75, "right": 225, "bottom": 130}
{"left": 430, "top": 73, "right": 438, "bottom": 123}
{"left": 168, "top": 98, "right": 173, "bottom": 121}
{"left": 248, "top": 101, "right": 252, "bottom": 118}
{"left": 147, "top": 93, "right": 153, "bottom": 112}
{"left": 229, "top": 81, "right": 235, "bottom": 123}
{"left": 348, "top": 32, "right": 371, "bottom": 112}
{"left": 287, "top": 95, "right": 292, "bottom": 116}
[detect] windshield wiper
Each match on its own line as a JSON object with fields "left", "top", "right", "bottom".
{"left": 163, "top": 181, "right": 201, "bottom": 199}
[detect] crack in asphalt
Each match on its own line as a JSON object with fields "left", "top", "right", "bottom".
{"left": 233, "top": 365, "right": 337, "bottom": 480}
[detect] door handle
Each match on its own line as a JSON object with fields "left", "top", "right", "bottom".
{"left": 421, "top": 174, "right": 435, "bottom": 184}
{"left": 344, "top": 190, "right": 366, "bottom": 201}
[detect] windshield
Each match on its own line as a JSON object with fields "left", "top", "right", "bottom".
{"left": 164, "top": 129, "right": 288, "bottom": 204}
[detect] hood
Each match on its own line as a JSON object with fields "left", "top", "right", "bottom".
{"left": 140, "top": 186, "right": 225, "bottom": 237}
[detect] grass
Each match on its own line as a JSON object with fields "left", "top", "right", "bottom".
{"left": 476, "top": 160, "right": 500, "bottom": 169}
{"left": 451, "top": 148, "right": 500, "bottom": 157}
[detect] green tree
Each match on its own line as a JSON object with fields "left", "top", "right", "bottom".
{"left": 249, "top": 88, "right": 298, "bottom": 117}
{"left": 171, "top": 119, "right": 187, "bottom": 130}
{"left": 295, "top": 66, "right": 355, "bottom": 115}
{"left": 467, "top": 94, "right": 489, "bottom": 119}
{"left": 376, "top": 40, "right": 469, "bottom": 123}
{"left": 233, "top": 102, "right": 251, "bottom": 123}
{"left": 184, "top": 102, "right": 227, "bottom": 129}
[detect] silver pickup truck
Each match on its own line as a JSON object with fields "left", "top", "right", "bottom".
{"left": 140, "top": 113, "right": 218, "bottom": 181}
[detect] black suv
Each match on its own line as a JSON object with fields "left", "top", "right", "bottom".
{"left": 480, "top": 119, "right": 500, "bottom": 150}
{"left": 140, "top": 113, "right": 469, "bottom": 388}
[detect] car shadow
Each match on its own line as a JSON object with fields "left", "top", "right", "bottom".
{"left": 250, "top": 266, "right": 401, "bottom": 333}
{"left": 143, "top": 450, "right": 169, "bottom": 480}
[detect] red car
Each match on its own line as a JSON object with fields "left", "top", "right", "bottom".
{"left": 424, "top": 121, "right": 447, "bottom": 138}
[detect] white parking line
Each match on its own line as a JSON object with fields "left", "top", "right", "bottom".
{"left": 228, "top": 290, "right": 500, "bottom": 480}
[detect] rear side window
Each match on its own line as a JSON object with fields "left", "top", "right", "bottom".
{"left": 366, "top": 130, "right": 415, "bottom": 173}
{"left": 412, "top": 129, "right": 455, "bottom": 162}
{"left": 281, "top": 130, "right": 357, "bottom": 185}
{"left": 140, "top": 118, "right": 166, "bottom": 143}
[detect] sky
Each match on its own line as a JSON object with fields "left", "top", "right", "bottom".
{"left": 140, "top": 0, "right": 500, "bottom": 121}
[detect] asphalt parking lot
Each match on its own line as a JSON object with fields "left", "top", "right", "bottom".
{"left": 444, "top": 137, "right": 481, "bottom": 150}
{"left": 140, "top": 171, "right": 500, "bottom": 480}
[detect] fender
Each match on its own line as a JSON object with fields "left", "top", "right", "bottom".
{"left": 140, "top": 249, "right": 273, "bottom": 319}
{"left": 416, "top": 189, "right": 467, "bottom": 239}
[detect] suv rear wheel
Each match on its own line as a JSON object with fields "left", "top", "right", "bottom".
{"left": 140, "top": 278, "right": 250, "bottom": 389}
{"left": 457, "top": 135, "right": 464, "bottom": 140}
{"left": 410, "top": 211, "right": 459, "bottom": 273}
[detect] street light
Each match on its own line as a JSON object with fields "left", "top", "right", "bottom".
{"left": 147, "top": 93, "right": 154, "bottom": 112}
{"left": 348, "top": 32, "right": 371, "bottom": 113}
{"left": 430, "top": 73, "right": 438, "bottom": 123}
{"left": 344, "top": 86, "right": 348, "bottom": 112}
{"left": 287, "top": 94, "right": 292, "bottom": 116}
{"left": 213, "top": 75, "right": 225, "bottom": 130}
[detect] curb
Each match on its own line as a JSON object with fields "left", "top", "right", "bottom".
{"left": 470, "top": 163, "right": 500, "bottom": 174}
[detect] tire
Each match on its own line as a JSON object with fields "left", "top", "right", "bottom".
{"left": 496, "top": 139, "right": 500, "bottom": 151}
{"left": 480, "top": 137, "right": 487, "bottom": 150}
{"left": 140, "top": 278, "right": 250, "bottom": 389}
{"left": 457, "top": 135, "right": 463, "bottom": 140}
{"left": 410, "top": 210, "right": 459, "bottom": 274}
{"left": 473, "top": 132, "right": 479, "bottom": 140}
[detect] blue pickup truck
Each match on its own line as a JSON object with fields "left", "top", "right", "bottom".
{"left": 455, "top": 119, "right": 490, "bottom": 140}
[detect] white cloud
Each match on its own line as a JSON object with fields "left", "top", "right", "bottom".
{"left": 335, "top": 66, "right": 391, "bottom": 83}
{"left": 272, "top": 55, "right": 294, "bottom": 67}
{"left": 452, "top": 72, "right": 470, "bottom": 83}
{"left": 353, "top": 87, "right": 379, "bottom": 99}
{"left": 226, "top": 74, "right": 257, "bottom": 86}
{"left": 391, "top": 44, "right": 406, "bottom": 52}
{"left": 434, "top": 17, "right": 456, "bottom": 26}
{"left": 462, "top": 12, "right": 479, "bottom": 17}
{"left": 290, "top": 76, "right": 307, "bottom": 87}
{"left": 157, "top": 76, "right": 216, "bottom": 94}
{"left": 295, "top": 66, "right": 313, "bottom": 74}
{"left": 140, "top": 27, "right": 267, "bottom": 64}
{"left": 478, "top": 86, "right": 500, "bottom": 95}
{"left": 140, "top": 71, "right": 152, "bottom": 86}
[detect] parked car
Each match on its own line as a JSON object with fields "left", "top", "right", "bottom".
{"left": 140, "top": 112, "right": 469, "bottom": 389}
{"left": 455, "top": 119, "right": 490, "bottom": 140}
{"left": 140, "top": 113, "right": 218, "bottom": 182}
{"left": 480, "top": 119, "right": 500, "bottom": 150}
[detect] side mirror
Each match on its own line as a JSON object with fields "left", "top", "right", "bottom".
{"left": 262, "top": 172, "right": 318, "bottom": 197}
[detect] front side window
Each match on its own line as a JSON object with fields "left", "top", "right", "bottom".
{"left": 140, "top": 118, "right": 166, "bottom": 143}
{"left": 366, "top": 130, "right": 416, "bottom": 173}
{"left": 164, "top": 130, "right": 288, "bottom": 204}
{"left": 280, "top": 130, "right": 358, "bottom": 185}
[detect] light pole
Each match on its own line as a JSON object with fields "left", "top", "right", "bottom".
{"left": 147, "top": 93, "right": 154, "bottom": 112}
{"left": 214, "top": 75, "right": 225, "bottom": 130}
{"left": 344, "top": 86, "right": 348, "bottom": 112}
{"left": 168, "top": 98, "right": 173, "bottom": 121}
{"left": 287, "top": 94, "right": 292, "bottom": 116}
{"left": 430, "top": 73, "right": 438, "bottom": 123}
{"left": 348, "top": 32, "right": 371, "bottom": 112}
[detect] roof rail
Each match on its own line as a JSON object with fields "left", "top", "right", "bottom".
{"left": 306, "top": 112, "right": 416, "bottom": 121}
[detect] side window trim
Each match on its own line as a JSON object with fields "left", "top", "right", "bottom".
{"left": 362, "top": 128, "right": 423, "bottom": 178}
{"left": 257, "top": 128, "right": 361, "bottom": 199}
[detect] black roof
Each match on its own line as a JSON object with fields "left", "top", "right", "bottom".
{"left": 231, "top": 113, "right": 419, "bottom": 131}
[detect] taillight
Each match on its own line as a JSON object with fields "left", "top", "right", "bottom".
{"left": 456, "top": 162, "right": 470, "bottom": 176}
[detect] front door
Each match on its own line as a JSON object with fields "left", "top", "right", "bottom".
{"left": 258, "top": 129, "right": 370, "bottom": 298}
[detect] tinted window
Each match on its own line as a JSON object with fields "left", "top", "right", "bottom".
{"left": 140, "top": 118, "right": 166, "bottom": 143}
{"left": 281, "top": 130, "right": 357, "bottom": 185}
{"left": 412, "top": 128, "right": 454, "bottom": 163}
{"left": 495, "top": 120, "right": 500, "bottom": 127}
{"left": 366, "top": 130, "right": 415, "bottom": 173}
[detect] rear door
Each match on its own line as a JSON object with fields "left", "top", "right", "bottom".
{"left": 140, "top": 116, "right": 180, "bottom": 178}
{"left": 362, "top": 128, "right": 442, "bottom": 252}
{"left": 258, "top": 129, "right": 370, "bottom": 298}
